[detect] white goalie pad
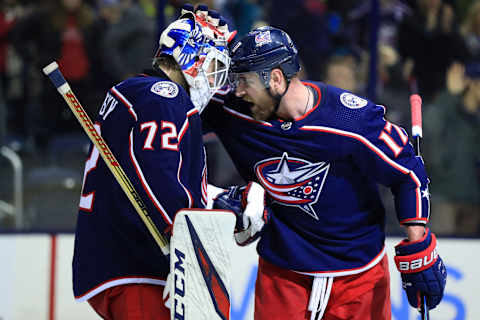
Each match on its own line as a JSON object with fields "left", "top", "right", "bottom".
{"left": 170, "top": 209, "right": 236, "bottom": 320}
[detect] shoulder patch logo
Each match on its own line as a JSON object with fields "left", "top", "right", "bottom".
{"left": 340, "top": 92, "right": 368, "bottom": 109}
{"left": 151, "top": 81, "right": 179, "bottom": 98}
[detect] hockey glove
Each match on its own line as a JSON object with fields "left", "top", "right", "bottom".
{"left": 212, "top": 185, "right": 248, "bottom": 231}
{"left": 213, "top": 182, "right": 271, "bottom": 246}
{"left": 180, "top": 3, "right": 237, "bottom": 43}
{"left": 394, "top": 228, "right": 447, "bottom": 310}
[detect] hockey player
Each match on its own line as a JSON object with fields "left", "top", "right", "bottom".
{"left": 204, "top": 26, "right": 447, "bottom": 319}
{"left": 71, "top": 10, "right": 235, "bottom": 319}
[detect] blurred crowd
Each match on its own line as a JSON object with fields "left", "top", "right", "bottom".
{"left": 0, "top": 0, "right": 478, "bottom": 236}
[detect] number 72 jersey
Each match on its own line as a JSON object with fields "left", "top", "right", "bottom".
{"left": 73, "top": 73, "right": 208, "bottom": 300}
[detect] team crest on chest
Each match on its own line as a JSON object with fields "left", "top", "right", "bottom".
{"left": 254, "top": 152, "right": 330, "bottom": 220}
{"left": 151, "top": 81, "right": 179, "bottom": 98}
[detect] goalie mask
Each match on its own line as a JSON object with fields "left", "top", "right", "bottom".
{"left": 155, "top": 10, "right": 233, "bottom": 112}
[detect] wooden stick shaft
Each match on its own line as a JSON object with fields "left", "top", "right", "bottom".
{"left": 43, "top": 61, "right": 170, "bottom": 256}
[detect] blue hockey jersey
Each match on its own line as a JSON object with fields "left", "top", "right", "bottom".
{"left": 203, "top": 81, "right": 430, "bottom": 276}
{"left": 73, "top": 70, "right": 208, "bottom": 301}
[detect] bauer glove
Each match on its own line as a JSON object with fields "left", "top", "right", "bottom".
{"left": 394, "top": 228, "right": 447, "bottom": 310}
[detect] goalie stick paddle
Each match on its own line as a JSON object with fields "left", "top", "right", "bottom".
{"left": 42, "top": 61, "right": 170, "bottom": 256}
{"left": 410, "top": 93, "right": 429, "bottom": 320}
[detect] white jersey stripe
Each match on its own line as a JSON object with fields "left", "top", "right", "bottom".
{"left": 75, "top": 277, "right": 166, "bottom": 302}
{"left": 186, "top": 107, "right": 198, "bottom": 117}
{"left": 178, "top": 118, "right": 189, "bottom": 144}
{"left": 223, "top": 106, "right": 273, "bottom": 127}
{"left": 211, "top": 96, "right": 224, "bottom": 104}
{"left": 111, "top": 86, "right": 138, "bottom": 121}
{"left": 129, "top": 130, "right": 173, "bottom": 225}
{"left": 301, "top": 125, "right": 422, "bottom": 220}
{"left": 296, "top": 246, "right": 386, "bottom": 277}
{"left": 201, "top": 148, "right": 208, "bottom": 206}
{"left": 177, "top": 152, "right": 193, "bottom": 208}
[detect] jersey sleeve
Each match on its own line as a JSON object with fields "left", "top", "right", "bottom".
{"left": 350, "top": 103, "right": 430, "bottom": 225}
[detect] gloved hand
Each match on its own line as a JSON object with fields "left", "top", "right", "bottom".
{"left": 162, "top": 272, "right": 173, "bottom": 309}
{"left": 180, "top": 3, "right": 237, "bottom": 43}
{"left": 212, "top": 184, "right": 249, "bottom": 231}
{"left": 213, "top": 181, "right": 271, "bottom": 245}
{"left": 394, "top": 228, "right": 447, "bottom": 310}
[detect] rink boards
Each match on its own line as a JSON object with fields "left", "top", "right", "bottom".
{"left": 0, "top": 234, "right": 476, "bottom": 320}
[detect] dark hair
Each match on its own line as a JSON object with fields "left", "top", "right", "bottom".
{"left": 152, "top": 55, "right": 181, "bottom": 72}
{"left": 152, "top": 55, "right": 189, "bottom": 90}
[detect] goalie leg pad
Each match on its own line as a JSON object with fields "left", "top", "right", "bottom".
{"left": 170, "top": 209, "right": 236, "bottom": 320}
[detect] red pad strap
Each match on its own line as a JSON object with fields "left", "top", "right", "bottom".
{"left": 241, "top": 182, "right": 252, "bottom": 209}
{"left": 394, "top": 233, "right": 438, "bottom": 274}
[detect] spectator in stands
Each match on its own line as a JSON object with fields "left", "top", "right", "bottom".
{"left": 424, "top": 62, "right": 480, "bottom": 236}
{"left": 10, "top": 0, "right": 99, "bottom": 151}
{"left": 345, "top": 0, "right": 412, "bottom": 56}
{"left": 100, "top": 0, "right": 156, "bottom": 84}
{"left": 323, "top": 53, "right": 360, "bottom": 94}
{"left": 398, "top": 0, "right": 468, "bottom": 103}
{"left": 461, "top": 0, "right": 480, "bottom": 60}
{"left": 225, "top": 0, "right": 264, "bottom": 37}
{"left": 0, "top": 0, "right": 27, "bottom": 146}
{"left": 89, "top": 0, "right": 123, "bottom": 92}
{"left": 137, "top": 0, "right": 157, "bottom": 19}
{"left": 345, "top": 0, "right": 411, "bottom": 98}
{"left": 263, "top": 0, "right": 332, "bottom": 79}
{"left": 457, "top": 0, "right": 478, "bottom": 23}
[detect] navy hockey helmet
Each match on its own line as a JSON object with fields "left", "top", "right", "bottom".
{"left": 230, "top": 26, "right": 300, "bottom": 88}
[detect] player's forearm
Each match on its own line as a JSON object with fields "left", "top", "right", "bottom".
{"left": 404, "top": 224, "right": 426, "bottom": 241}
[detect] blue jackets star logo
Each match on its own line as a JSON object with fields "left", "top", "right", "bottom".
{"left": 254, "top": 152, "right": 330, "bottom": 220}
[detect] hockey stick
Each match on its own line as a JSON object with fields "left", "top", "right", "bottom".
{"left": 42, "top": 61, "right": 170, "bottom": 256}
{"left": 410, "top": 93, "right": 429, "bottom": 320}
{"left": 410, "top": 94, "right": 422, "bottom": 156}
